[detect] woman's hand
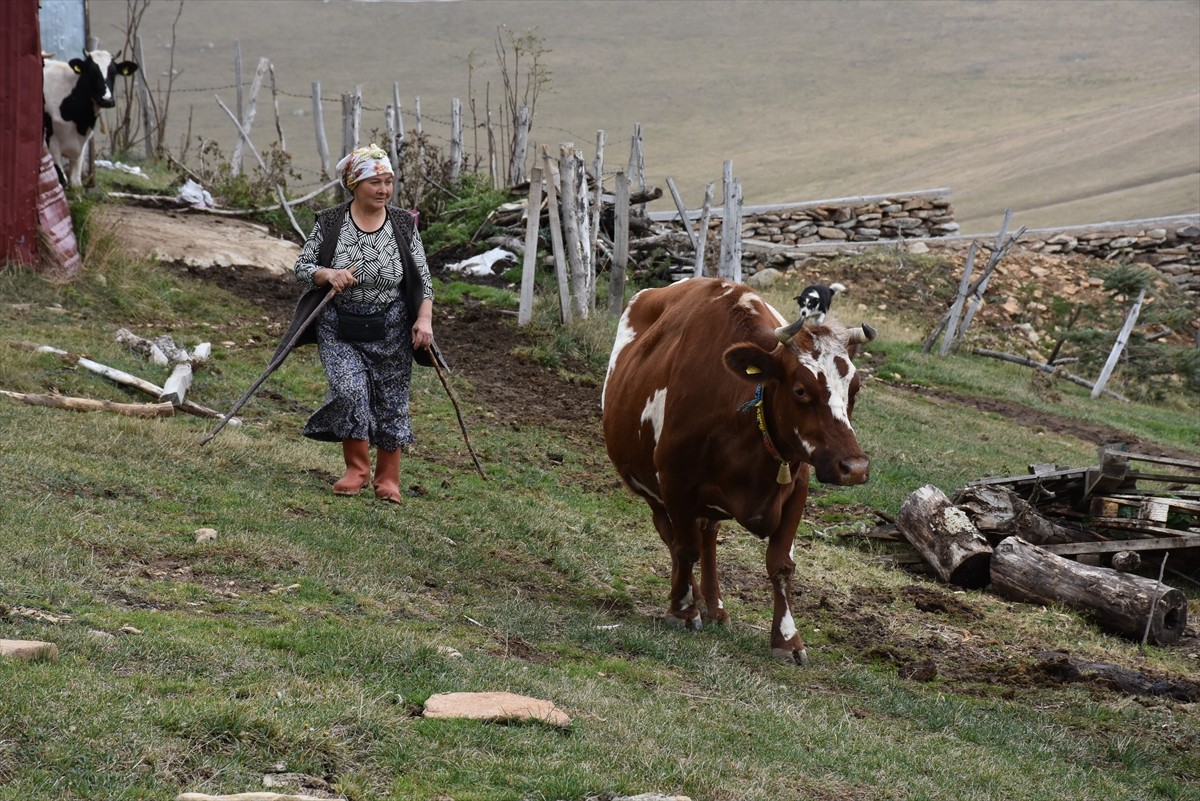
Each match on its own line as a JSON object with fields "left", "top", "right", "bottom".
{"left": 412, "top": 316, "right": 434, "bottom": 351}
{"left": 316, "top": 266, "right": 358, "bottom": 292}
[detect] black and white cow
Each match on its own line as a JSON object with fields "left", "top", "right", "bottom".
{"left": 43, "top": 50, "right": 139, "bottom": 188}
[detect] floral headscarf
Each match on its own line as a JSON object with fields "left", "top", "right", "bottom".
{"left": 336, "top": 144, "right": 394, "bottom": 190}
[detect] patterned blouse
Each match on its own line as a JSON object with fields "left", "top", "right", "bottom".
{"left": 294, "top": 209, "right": 434, "bottom": 308}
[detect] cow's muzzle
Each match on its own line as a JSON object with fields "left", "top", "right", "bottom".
{"left": 816, "top": 455, "right": 870, "bottom": 486}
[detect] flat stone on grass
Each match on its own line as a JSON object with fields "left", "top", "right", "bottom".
{"left": 0, "top": 639, "right": 59, "bottom": 662}
{"left": 422, "top": 691, "right": 572, "bottom": 727}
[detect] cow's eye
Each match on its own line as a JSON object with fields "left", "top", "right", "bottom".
{"left": 793, "top": 386, "right": 808, "bottom": 401}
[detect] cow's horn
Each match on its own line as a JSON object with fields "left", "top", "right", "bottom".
{"left": 774, "top": 315, "right": 807, "bottom": 343}
{"left": 847, "top": 323, "right": 878, "bottom": 344}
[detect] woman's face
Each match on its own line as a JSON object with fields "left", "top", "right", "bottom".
{"left": 353, "top": 174, "right": 394, "bottom": 211}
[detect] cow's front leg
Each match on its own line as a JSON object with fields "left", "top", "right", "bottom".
{"left": 765, "top": 533, "right": 808, "bottom": 665}
{"left": 649, "top": 507, "right": 702, "bottom": 630}
{"left": 698, "top": 519, "right": 729, "bottom": 625}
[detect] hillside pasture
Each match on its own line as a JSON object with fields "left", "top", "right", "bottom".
{"left": 1, "top": 210, "right": 1198, "bottom": 799}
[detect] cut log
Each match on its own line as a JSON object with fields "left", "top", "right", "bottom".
{"left": 954, "top": 484, "right": 1093, "bottom": 545}
{"left": 896, "top": 484, "right": 993, "bottom": 588}
{"left": 990, "top": 536, "right": 1187, "bottom": 645}
{"left": 0, "top": 390, "right": 174, "bottom": 418}
{"left": 159, "top": 363, "right": 193, "bottom": 405}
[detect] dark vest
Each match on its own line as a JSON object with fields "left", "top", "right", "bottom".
{"left": 271, "top": 201, "right": 433, "bottom": 366}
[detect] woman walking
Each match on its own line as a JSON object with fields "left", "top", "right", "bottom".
{"left": 293, "top": 144, "right": 434, "bottom": 503}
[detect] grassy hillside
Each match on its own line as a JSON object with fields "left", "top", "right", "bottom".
{"left": 1, "top": 208, "right": 1198, "bottom": 799}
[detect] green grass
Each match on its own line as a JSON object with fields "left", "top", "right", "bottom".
{"left": 1, "top": 241, "right": 1198, "bottom": 800}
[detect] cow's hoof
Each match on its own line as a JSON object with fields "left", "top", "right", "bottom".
{"left": 667, "top": 614, "right": 703, "bottom": 631}
{"left": 770, "top": 646, "right": 809, "bottom": 666}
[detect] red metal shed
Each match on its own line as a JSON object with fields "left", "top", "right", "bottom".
{"left": 0, "top": 0, "right": 45, "bottom": 266}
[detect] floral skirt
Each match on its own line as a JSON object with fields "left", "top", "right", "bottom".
{"left": 302, "top": 298, "right": 413, "bottom": 452}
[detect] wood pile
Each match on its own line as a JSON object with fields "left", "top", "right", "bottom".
{"left": 887, "top": 445, "right": 1199, "bottom": 645}
{"left": 2, "top": 331, "right": 237, "bottom": 425}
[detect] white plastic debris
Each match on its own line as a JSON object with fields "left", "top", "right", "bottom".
{"left": 95, "top": 159, "right": 147, "bottom": 178}
{"left": 444, "top": 247, "right": 516, "bottom": 277}
{"left": 176, "top": 178, "right": 215, "bottom": 210}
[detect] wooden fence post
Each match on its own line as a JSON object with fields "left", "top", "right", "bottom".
{"left": 232, "top": 57, "right": 269, "bottom": 175}
{"left": 340, "top": 92, "right": 353, "bottom": 160}
{"left": 719, "top": 163, "right": 743, "bottom": 282}
{"left": 311, "top": 81, "right": 330, "bottom": 181}
{"left": 1091, "top": 289, "right": 1146, "bottom": 399}
{"left": 232, "top": 40, "right": 244, "bottom": 175}
{"left": 938, "top": 241, "right": 977, "bottom": 356}
{"left": 133, "top": 35, "right": 156, "bottom": 159}
{"left": 414, "top": 96, "right": 424, "bottom": 203}
{"left": 541, "top": 146, "right": 571, "bottom": 325}
{"left": 510, "top": 105, "right": 531, "bottom": 185}
{"left": 268, "top": 62, "right": 285, "bottom": 151}
{"left": 693, "top": 182, "right": 714, "bottom": 278}
{"left": 610, "top": 170, "right": 630, "bottom": 316}
{"left": 518, "top": 166, "right": 544, "bottom": 327}
{"left": 590, "top": 129, "right": 605, "bottom": 278}
{"left": 666, "top": 176, "right": 698, "bottom": 250}
{"left": 627, "top": 123, "right": 645, "bottom": 213}
{"left": 450, "top": 98, "right": 463, "bottom": 185}
{"left": 560, "top": 144, "right": 592, "bottom": 320}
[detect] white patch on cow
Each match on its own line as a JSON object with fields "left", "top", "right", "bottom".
{"left": 736, "top": 292, "right": 763, "bottom": 316}
{"left": 797, "top": 434, "right": 816, "bottom": 456}
{"left": 640, "top": 387, "right": 668, "bottom": 446}
{"left": 601, "top": 296, "right": 640, "bottom": 410}
{"left": 706, "top": 504, "right": 730, "bottom": 516}
{"left": 780, "top": 609, "right": 798, "bottom": 640}
{"left": 717, "top": 599, "right": 725, "bottom": 610}
{"left": 795, "top": 331, "right": 857, "bottom": 427}
{"left": 680, "top": 586, "right": 694, "bottom": 609}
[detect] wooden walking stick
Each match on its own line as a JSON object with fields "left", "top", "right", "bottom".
{"left": 199, "top": 286, "right": 340, "bottom": 446}
{"left": 200, "top": 266, "right": 358, "bottom": 446}
{"left": 425, "top": 342, "right": 487, "bottom": 480}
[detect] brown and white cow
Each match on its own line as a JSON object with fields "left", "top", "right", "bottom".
{"left": 602, "top": 277, "right": 875, "bottom": 664}
{"left": 43, "top": 50, "right": 139, "bottom": 188}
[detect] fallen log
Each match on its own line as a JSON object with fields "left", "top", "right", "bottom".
{"left": 990, "top": 536, "right": 1187, "bottom": 645}
{"left": 11, "top": 341, "right": 239, "bottom": 425}
{"left": 0, "top": 390, "right": 174, "bottom": 418}
{"left": 972, "top": 348, "right": 1129, "bottom": 402}
{"left": 896, "top": 484, "right": 992, "bottom": 588}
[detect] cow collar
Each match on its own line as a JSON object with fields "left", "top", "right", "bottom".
{"left": 737, "top": 384, "right": 793, "bottom": 485}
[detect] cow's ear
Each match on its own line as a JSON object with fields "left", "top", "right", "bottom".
{"left": 723, "top": 344, "right": 782, "bottom": 384}
{"left": 116, "top": 62, "right": 139, "bottom": 76}
{"left": 69, "top": 58, "right": 85, "bottom": 73}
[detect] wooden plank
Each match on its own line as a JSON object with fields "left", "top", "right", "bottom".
{"left": 1042, "top": 535, "right": 1200, "bottom": 556}
{"left": 1090, "top": 518, "right": 1198, "bottom": 537}
{"left": 1126, "top": 470, "right": 1200, "bottom": 485}
{"left": 1122, "top": 452, "right": 1200, "bottom": 472}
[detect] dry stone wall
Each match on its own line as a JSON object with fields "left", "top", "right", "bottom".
{"left": 648, "top": 191, "right": 1200, "bottom": 294}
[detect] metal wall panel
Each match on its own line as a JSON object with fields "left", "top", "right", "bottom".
{"left": 0, "top": 0, "right": 45, "bottom": 266}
